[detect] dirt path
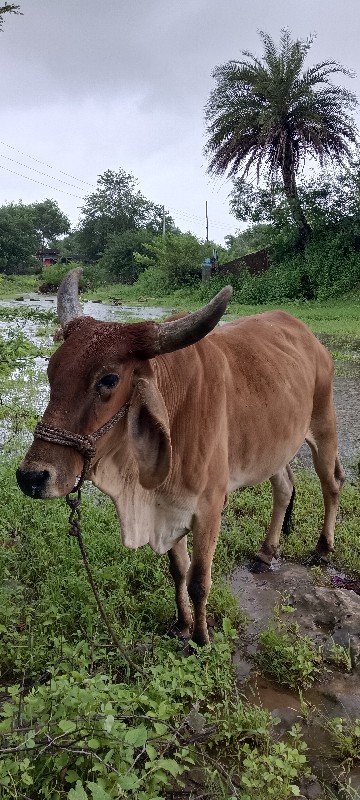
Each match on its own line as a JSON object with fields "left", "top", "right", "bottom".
{"left": 295, "top": 375, "right": 360, "bottom": 475}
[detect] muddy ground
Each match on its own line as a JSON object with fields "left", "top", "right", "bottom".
{"left": 230, "top": 563, "right": 360, "bottom": 797}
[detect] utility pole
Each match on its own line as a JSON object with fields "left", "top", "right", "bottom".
{"left": 205, "top": 201, "right": 209, "bottom": 243}
{"left": 162, "top": 205, "right": 166, "bottom": 238}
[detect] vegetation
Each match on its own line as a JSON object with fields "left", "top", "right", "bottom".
{"left": 0, "top": 199, "right": 70, "bottom": 274}
{"left": 256, "top": 607, "right": 322, "bottom": 689}
{"left": 76, "top": 168, "right": 175, "bottom": 263}
{"left": 204, "top": 29, "right": 358, "bottom": 243}
{"left": 0, "top": 297, "right": 359, "bottom": 797}
{"left": 0, "top": 3, "right": 22, "bottom": 32}
{"left": 326, "top": 717, "right": 360, "bottom": 765}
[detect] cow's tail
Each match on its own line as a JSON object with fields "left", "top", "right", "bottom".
{"left": 282, "top": 485, "right": 295, "bottom": 537}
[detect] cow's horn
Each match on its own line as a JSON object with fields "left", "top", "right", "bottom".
{"left": 57, "top": 267, "right": 83, "bottom": 327}
{"left": 154, "top": 285, "right": 233, "bottom": 355}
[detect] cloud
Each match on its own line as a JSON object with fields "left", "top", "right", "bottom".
{"left": 0, "top": 0, "right": 359, "bottom": 241}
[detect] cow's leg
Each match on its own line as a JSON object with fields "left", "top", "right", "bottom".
{"left": 306, "top": 421, "right": 345, "bottom": 559}
{"left": 255, "top": 465, "right": 295, "bottom": 566}
{"left": 187, "top": 507, "right": 222, "bottom": 646}
{"left": 168, "top": 535, "right": 193, "bottom": 639}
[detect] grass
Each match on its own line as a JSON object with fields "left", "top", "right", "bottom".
{"left": 1, "top": 272, "right": 360, "bottom": 337}
{"left": 82, "top": 282, "right": 360, "bottom": 337}
{"left": 0, "top": 279, "right": 359, "bottom": 797}
{"left": 256, "top": 612, "right": 322, "bottom": 689}
{"left": 0, "top": 273, "right": 39, "bottom": 298}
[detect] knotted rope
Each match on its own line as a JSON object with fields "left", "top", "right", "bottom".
{"left": 33, "top": 399, "right": 142, "bottom": 673}
{"left": 34, "top": 400, "right": 130, "bottom": 488}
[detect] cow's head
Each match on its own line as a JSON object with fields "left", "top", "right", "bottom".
{"left": 16, "top": 268, "right": 232, "bottom": 500}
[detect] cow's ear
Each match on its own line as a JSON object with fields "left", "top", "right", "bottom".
{"left": 128, "top": 376, "right": 172, "bottom": 490}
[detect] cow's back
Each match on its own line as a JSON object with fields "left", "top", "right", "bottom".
{"left": 155, "top": 310, "right": 333, "bottom": 490}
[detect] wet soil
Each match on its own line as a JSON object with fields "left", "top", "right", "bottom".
{"left": 231, "top": 562, "right": 360, "bottom": 794}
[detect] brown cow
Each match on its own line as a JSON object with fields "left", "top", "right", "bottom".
{"left": 17, "top": 268, "right": 344, "bottom": 645}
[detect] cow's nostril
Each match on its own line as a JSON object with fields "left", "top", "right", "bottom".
{"left": 16, "top": 468, "right": 50, "bottom": 498}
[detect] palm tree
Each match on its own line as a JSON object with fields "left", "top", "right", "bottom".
{"left": 204, "top": 29, "right": 358, "bottom": 242}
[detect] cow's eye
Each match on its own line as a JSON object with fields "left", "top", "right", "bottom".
{"left": 98, "top": 374, "right": 119, "bottom": 389}
{"left": 96, "top": 374, "right": 119, "bottom": 398}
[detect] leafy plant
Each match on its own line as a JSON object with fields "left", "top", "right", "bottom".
{"left": 328, "top": 640, "right": 352, "bottom": 672}
{"left": 326, "top": 717, "right": 360, "bottom": 765}
{"left": 238, "top": 724, "right": 310, "bottom": 799}
{"left": 257, "top": 609, "right": 322, "bottom": 689}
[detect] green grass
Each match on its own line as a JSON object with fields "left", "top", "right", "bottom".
{"left": 1, "top": 273, "right": 360, "bottom": 337}
{"left": 84, "top": 284, "right": 360, "bottom": 337}
{"left": 0, "top": 455, "right": 314, "bottom": 799}
{"left": 0, "top": 278, "right": 359, "bottom": 797}
{"left": 223, "top": 474, "right": 360, "bottom": 575}
{"left": 0, "top": 273, "right": 39, "bottom": 298}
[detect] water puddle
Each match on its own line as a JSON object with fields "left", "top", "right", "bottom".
{"left": 0, "top": 296, "right": 170, "bottom": 323}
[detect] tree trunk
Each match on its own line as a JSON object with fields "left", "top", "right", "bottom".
{"left": 281, "top": 165, "right": 312, "bottom": 245}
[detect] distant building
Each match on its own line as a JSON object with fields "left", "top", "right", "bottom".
{"left": 37, "top": 248, "right": 60, "bottom": 267}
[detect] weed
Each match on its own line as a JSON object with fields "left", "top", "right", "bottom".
{"left": 325, "top": 717, "right": 360, "bottom": 766}
{"left": 236, "top": 724, "right": 310, "bottom": 799}
{"left": 327, "top": 640, "right": 352, "bottom": 672}
{"left": 256, "top": 608, "right": 322, "bottom": 689}
{"left": 310, "top": 565, "right": 332, "bottom": 587}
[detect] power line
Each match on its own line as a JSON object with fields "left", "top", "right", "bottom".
{"left": 0, "top": 164, "right": 85, "bottom": 199}
{"left": 0, "top": 139, "right": 232, "bottom": 234}
{"left": 0, "top": 140, "right": 93, "bottom": 186}
{"left": 0, "top": 154, "right": 90, "bottom": 192}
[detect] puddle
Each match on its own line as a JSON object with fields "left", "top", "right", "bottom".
{"left": 0, "top": 296, "right": 170, "bottom": 323}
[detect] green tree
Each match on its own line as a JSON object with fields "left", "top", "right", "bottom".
{"left": 231, "top": 156, "right": 360, "bottom": 242}
{"left": 0, "top": 203, "right": 38, "bottom": 274}
{"left": 205, "top": 29, "right": 358, "bottom": 243}
{"left": 224, "top": 224, "right": 274, "bottom": 260}
{"left": 30, "top": 199, "right": 70, "bottom": 255}
{"left": 78, "top": 168, "right": 173, "bottom": 260}
{"left": 134, "top": 232, "right": 226, "bottom": 291}
{"left": 0, "top": 3, "right": 21, "bottom": 32}
{"left": 98, "top": 228, "right": 154, "bottom": 283}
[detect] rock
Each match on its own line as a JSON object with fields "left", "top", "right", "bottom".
{"left": 299, "top": 777, "right": 325, "bottom": 799}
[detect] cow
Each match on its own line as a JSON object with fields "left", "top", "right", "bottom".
{"left": 16, "top": 268, "right": 344, "bottom": 645}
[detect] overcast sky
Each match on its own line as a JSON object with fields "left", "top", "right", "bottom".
{"left": 1, "top": 0, "right": 359, "bottom": 244}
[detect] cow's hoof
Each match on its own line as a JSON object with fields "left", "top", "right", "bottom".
{"left": 248, "top": 555, "right": 273, "bottom": 573}
{"left": 191, "top": 631, "right": 211, "bottom": 647}
{"left": 303, "top": 550, "right": 330, "bottom": 567}
{"left": 170, "top": 623, "right": 192, "bottom": 641}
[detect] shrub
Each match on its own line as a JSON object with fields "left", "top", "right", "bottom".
{"left": 39, "top": 262, "right": 108, "bottom": 292}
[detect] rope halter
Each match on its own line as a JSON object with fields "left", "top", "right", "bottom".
{"left": 34, "top": 400, "right": 130, "bottom": 491}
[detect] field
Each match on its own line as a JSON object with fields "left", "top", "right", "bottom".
{"left": 0, "top": 283, "right": 360, "bottom": 799}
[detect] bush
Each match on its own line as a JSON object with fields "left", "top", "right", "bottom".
{"left": 39, "top": 262, "right": 108, "bottom": 292}
{"left": 98, "top": 229, "right": 153, "bottom": 284}
{"left": 133, "top": 265, "right": 170, "bottom": 296}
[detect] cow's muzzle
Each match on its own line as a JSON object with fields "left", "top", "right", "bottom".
{"left": 16, "top": 467, "right": 51, "bottom": 499}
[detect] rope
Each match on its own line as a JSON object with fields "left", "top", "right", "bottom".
{"left": 67, "top": 490, "right": 142, "bottom": 674}
{"left": 34, "top": 399, "right": 142, "bottom": 673}
{"left": 34, "top": 400, "right": 130, "bottom": 468}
